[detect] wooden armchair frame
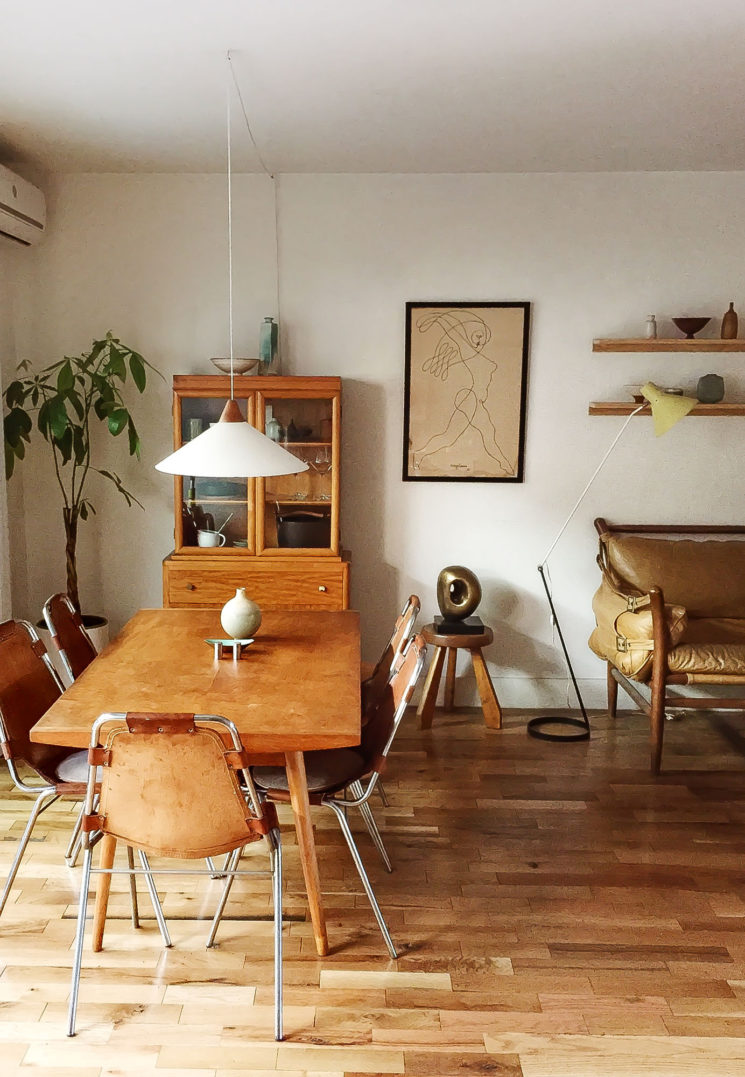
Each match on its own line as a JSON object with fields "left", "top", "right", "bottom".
{"left": 595, "top": 518, "right": 745, "bottom": 773}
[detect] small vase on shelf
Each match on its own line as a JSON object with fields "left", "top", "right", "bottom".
{"left": 220, "top": 587, "right": 262, "bottom": 639}
{"left": 259, "top": 316, "right": 279, "bottom": 374}
{"left": 721, "top": 302, "right": 738, "bottom": 340}
{"left": 645, "top": 314, "right": 657, "bottom": 339}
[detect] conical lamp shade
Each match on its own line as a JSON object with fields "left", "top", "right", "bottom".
{"left": 640, "top": 381, "right": 698, "bottom": 437}
{"left": 155, "top": 401, "right": 308, "bottom": 478}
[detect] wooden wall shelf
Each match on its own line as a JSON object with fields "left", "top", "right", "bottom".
{"left": 589, "top": 402, "right": 745, "bottom": 416}
{"left": 593, "top": 338, "right": 745, "bottom": 353}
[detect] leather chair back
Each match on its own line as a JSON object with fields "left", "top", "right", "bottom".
{"left": 43, "top": 593, "right": 97, "bottom": 681}
{"left": 0, "top": 619, "right": 66, "bottom": 779}
{"left": 361, "top": 633, "right": 426, "bottom": 771}
{"left": 90, "top": 713, "right": 276, "bottom": 859}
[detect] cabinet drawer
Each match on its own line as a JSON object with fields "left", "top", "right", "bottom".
{"left": 164, "top": 559, "right": 348, "bottom": 610}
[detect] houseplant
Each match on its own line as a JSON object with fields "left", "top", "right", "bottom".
{"left": 3, "top": 331, "right": 160, "bottom": 614}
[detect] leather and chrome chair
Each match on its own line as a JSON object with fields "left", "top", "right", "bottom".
{"left": 253, "top": 633, "right": 426, "bottom": 959}
{"left": 361, "top": 594, "right": 420, "bottom": 709}
{"left": 68, "top": 712, "right": 283, "bottom": 1039}
{"left": 42, "top": 592, "right": 97, "bottom": 684}
{"left": 0, "top": 619, "right": 152, "bottom": 932}
{"left": 0, "top": 619, "right": 99, "bottom": 914}
{"left": 361, "top": 595, "right": 420, "bottom": 808}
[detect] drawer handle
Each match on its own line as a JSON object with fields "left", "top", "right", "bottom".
{"left": 186, "top": 583, "right": 196, "bottom": 592}
{"left": 318, "top": 585, "right": 327, "bottom": 592}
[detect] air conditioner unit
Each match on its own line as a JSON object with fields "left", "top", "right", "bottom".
{"left": 0, "top": 164, "right": 46, "bottom": 247}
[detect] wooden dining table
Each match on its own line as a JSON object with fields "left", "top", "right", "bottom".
{"left": 30, "top": 606, "right": 361, "bottom": 957}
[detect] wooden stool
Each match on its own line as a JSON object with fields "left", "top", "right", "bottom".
{"left": 416, "top": 622, "right": 502, "bottom": 730}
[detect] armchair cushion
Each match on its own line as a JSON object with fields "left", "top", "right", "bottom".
{"left": 588, "top": 576, "right": 687, "bottom": 680}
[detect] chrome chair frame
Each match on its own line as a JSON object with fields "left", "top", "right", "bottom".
{"left": 42, "top": 592, "right": 97, "bottom": 685}
{"left": 323, "top": 635, "right": 426, "bottom": 956}
{"left": 365, "top": 595, "right": 420, "bottom": 811}
{"left": 0, "top": 620, "right": 69, "bottom": 915}
{"left": 255, "top": 633, "right": 427, "bottom": 960}
{"left": 68, "top": 712, "right": 283, "bottom": 1041}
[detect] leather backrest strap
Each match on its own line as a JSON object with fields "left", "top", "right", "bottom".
{"left": 125, "top": 713, "right": 196, "bottom": 734}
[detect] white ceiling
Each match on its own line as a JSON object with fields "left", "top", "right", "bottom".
{"left": 2, "top": 0, "right": 745, "bottom": 175}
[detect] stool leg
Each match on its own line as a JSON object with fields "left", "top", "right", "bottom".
{"left": 470, "top": 648, "right": 502, "bottom": 729}
{"left": 417, "top": 646, "right": 446, "bottom": 730}
{"left": 444, "top": 648, "right": 457, "bottom": 711}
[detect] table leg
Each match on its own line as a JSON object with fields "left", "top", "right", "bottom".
{"left": 284, "top": 750, "right": 328, "bottom": 957}
{"left": 92, "top": 834, "right": 116, "bottom": 952}
{"left": 417, "top": 645, "right": 446, "bottom": 730}
{"left": 444, "top": 648, "right": 457, "bottom": 711}
{"left": 470, "top": 648, "right": 502, "bottom": 729}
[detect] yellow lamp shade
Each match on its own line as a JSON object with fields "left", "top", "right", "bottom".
{"left": 640, "top": 382, "right": 698, "bottom": 437}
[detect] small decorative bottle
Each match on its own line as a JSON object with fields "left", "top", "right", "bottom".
{"left": 265, "top": 404, "right": 282, "bottom": 442}
{"left": 645, "top": 314, "right": 658, "bottom": 339}
{"left": 259, "top": 316, "right": 279, "bottom": 373}
{"left": 721, "top": 302, "right": 738, "bottom": 340}
{"left": 220, "top": 587, "right": 262, "bottom": 639}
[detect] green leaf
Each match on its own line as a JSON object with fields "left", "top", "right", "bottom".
{"left": 96, "top": 468, "right": 144, "bottom": 510}
{"left": 66, "top": 389, "right": 84, "bottom": 421}
{"left": 92, "top": 374, "right": 115, "bottom": 403}
{"left": 127, "top": 416, "right": 141, "bottom": 458}
{"left": 106, "top": 344, "right": 127, "bottom": 381}
{"left": 72, "top": 426, "right": 87, "bottom": 465}
{"left": 56, "top": 361, "right": 74, "bottom": 394}
{"left": 5, "top": 380, "right": 27, "bottom": 408}
{"left": 107, "top": 408, "right": 128, "bottom": 436}
{"left": 79, "top": 502, "right": 88, "bottom": 521}
{"left": 85, "top": 339, "right": 106, "bottom": 366}
{"left": 56, "top": 426, "right": 73, "bottom": 465}
{"left": 128, "top": 352, "right": 146, "bottom": 392}
{"left": 47, "top": 395, "right": 69, "bottom": 440}
{"left": 4, "top": 408, "right": 32, "bottom": 448}
{"left": 37, "top": 399, "right": 49, "bottom": 437}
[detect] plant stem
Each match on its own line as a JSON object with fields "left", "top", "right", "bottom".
{"left": 63, "top": 507, "right": 80, "bottom": 614}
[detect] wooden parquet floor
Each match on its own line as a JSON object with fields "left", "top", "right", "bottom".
{"left": 3, "top": 705, "right": 745, "bottom": 1076}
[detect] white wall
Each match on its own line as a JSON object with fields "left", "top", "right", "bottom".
{"left": 5, "top": 171, "right": 745, "bottom": 706}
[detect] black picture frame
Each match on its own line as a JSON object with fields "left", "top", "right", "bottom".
{"left": 402, "top": 301, "right": 531, "bottom": 482}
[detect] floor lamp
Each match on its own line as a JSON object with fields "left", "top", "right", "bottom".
{"left": 527, "top": 382, "right": 698, "bottom": 742}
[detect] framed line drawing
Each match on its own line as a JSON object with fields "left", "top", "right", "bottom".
{"left": 403, "top": 301, "right": 531, "bottom": 482}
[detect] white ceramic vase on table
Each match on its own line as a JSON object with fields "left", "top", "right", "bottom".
{"left": 220, "top": 587, "right": 262, "bottom": 639}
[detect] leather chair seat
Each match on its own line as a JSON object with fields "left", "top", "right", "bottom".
{"left": 54, "top": 750, "right": 92, "bottom": 783}
{"left": 253, "top": 747, "right": 368, "bottom": 796}
{"left": 668, "top": 643, "right": 745, "bottom": 677}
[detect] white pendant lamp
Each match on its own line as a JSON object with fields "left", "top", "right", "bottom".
{"left": 155, "top": 399, "right": 306, "bottom": 477}
{"left": 155, "top": 54, "right": 306, "bottom": 481}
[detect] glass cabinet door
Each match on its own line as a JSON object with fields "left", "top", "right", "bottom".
{"left": 259, "top": 394, "right": 337, "bottom": 553}
{"left": 176, "top": 395, "right": 255, "bottom": 552}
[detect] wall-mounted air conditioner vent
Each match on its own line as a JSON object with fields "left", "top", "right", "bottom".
{"left": 0, "top": 164, "right": 46, "bottom": 247}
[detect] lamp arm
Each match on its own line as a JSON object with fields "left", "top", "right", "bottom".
{"left": 528, "top": 400, "right": 646, "bottom": 743}
{"left": 539, "top": 403, "right": 646, "bottom": 569}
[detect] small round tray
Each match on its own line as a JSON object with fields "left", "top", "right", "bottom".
{"left": 205, "top": 637, "right": 254, "bottom": 660}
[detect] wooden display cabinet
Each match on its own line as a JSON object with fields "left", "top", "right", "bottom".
{"left": 162, "top": 375, "right": 350, "bottom": 610}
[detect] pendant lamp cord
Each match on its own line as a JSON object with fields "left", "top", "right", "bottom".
{"left": 227, "top": 51, "right": 281, "bottom": 362}
{"left": 226, "top": 53, "right": 236, "bottom": 401}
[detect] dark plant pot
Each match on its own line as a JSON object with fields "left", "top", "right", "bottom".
{"left": 276, "top": 512, "right": 331, "bottom": 548}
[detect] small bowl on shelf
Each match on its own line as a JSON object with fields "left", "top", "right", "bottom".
{"left": 210, "top": 357, "right": 259, "bottom": 374}
{"left": 672, "top": 317, "right": 711, "bottom": 339}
